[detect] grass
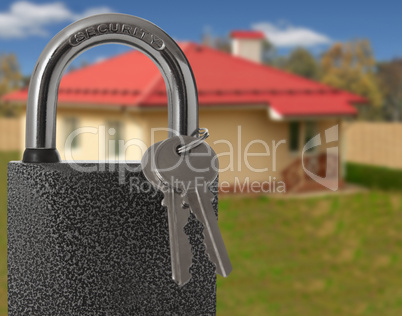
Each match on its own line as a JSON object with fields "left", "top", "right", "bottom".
{"left": 346, "top": 162, "right": 402, "bottom": 191}
{"left": 216, "top": 193, "right": 402, "bottom": 315}
{"left": 0, "top": 151, "right": 19, "bottom": 315}
{"left": 1, "top": 153, "right": 402, "bottom": 315}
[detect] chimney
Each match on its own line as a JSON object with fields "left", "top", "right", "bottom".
{"left": 230, "top": 30, "right": 265, "bottom": 63}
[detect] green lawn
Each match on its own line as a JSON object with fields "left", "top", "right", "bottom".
{"left": 1, "top": 152, "right": 402, "bottom": 315}
{"left": 216, "top": 193, "right": 402, "bottom": 315}
{"left": 0, "top": 151, "right": 19, "bottom": 315}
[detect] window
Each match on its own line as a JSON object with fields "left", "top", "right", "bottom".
{"left": 304, "top": 121, "right": 318, "bottom": 152}
{"left": 107, "top": 120, "right": 124, "bottom": 158}
{"left": 289, "top": 121, "right": 300, "bottom": 152}
{"left": 64, "top": 117, "right": 79, "bottom": 149}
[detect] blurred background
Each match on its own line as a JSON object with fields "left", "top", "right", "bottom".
{"left": 2, "top": 0, "right": 402, "bottom": 315}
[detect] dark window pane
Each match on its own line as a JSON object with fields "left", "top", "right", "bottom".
{"left": 289, "top": 121, "right": 300, "bottom": 152}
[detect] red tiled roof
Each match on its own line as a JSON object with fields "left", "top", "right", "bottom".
{"left": 3, "top": 42, "right": 366, "bottom": 116}
{"left": 230, "top": 31, "right": 265, "bottom": 39}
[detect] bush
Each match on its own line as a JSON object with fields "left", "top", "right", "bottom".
{"left": 346, "top": 162, "right": 402, "bottom": 190}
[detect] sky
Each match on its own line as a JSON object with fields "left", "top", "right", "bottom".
{"left": 0, "top": 0, "right": 401, "bottom": 75}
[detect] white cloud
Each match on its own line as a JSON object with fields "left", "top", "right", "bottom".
{"left": 94, "top": 56, "right": 107, "bottom": 63}
{"left": 0, "top": 1, "right": 112, "bottom": 39}
{"left": 252, "top": 21, "right": 332, "bottom": 48}
{"left": 73, "top": 7, "right": 113, "bottom": 21}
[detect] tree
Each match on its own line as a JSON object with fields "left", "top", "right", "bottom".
{"left": 283, "top": 48, "right": 320, "bottom": 80}
{"left": 0, "top": 54, "right": 22, "bottom": 117}
{"left": 377, "top": 59, "right": 402, "bottom": 121}
{"left": 0, "top": 54, "right": 21, "bottom": 95}
{"left": 260, "top": 39, "right": 276, "bottom": 65}
{"left": 213, "top": 36, "right": 231, "bottom": 54}
{"left": 320, "top": 40, "right": 383, "bottom": 108}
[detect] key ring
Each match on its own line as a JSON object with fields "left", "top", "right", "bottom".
{"left": 177, "top": 128, "right": 209, "bottom": 154}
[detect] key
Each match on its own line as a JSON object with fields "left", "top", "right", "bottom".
{"left": 141, "top": 141, "right": 193, "bottom": 286}
{"left": 154, "top": 136, "right": 232, "bottom": 277}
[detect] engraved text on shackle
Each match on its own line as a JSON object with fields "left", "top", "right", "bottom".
{"left": 69, "top": 23, "right": 165, "bottom": 51}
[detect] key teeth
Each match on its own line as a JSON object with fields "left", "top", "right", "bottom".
{"left": 204, "top": 189, "right": 215, "bottom": 202}
{"left": 161, "top": 194, "right": 173, "bottom": 208}
{"left": 162, "top": 188, "right": 182, "bottom": 208}
{"left": 162, "top": 192, "right": 193, "bottom": 287}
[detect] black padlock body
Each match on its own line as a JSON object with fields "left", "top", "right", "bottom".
{"left": 8, "top": 162, "right": 217, "bottom": 315}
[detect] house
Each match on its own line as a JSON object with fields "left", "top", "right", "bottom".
{"left": 3, "top": 31, "right": 365, "bottom": 193}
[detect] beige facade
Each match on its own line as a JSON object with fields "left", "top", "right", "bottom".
{"left": 12, "top": 104, "right": 340, "bottom": 189}
{"left": 0, "top": 118, "right": 22, "bottom": 152}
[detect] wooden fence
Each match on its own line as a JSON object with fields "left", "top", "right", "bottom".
{"left": 0, "top": 118, "right": 21, "bottom": 152}
{"left": 344, "top": 122, "right": 402, "bottom": 170}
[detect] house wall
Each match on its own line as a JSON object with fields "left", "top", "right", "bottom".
{"left": 0, "top": 117, "right": 23, "bottom": 152}
{"left": 143, "top": 109, "right": 340, "bottom": 186}
{"left": 143, "top": 107, "right": 293, "bottom": 184}
{"left": 13, "top": 106, "right": 340, "bottom": 189}
{"left": 54, "top": 107, "right": 148, "bottom": 162}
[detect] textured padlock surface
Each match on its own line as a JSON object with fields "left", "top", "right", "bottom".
{"left": 8, "top": 162, "right": 217, "bottom": 315}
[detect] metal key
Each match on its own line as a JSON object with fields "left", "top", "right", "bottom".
{"left": 141, "top": 141, "right": 192, "bottom": 286}
{"left": 154, "top": 136, "right": 232, "bottom": 277}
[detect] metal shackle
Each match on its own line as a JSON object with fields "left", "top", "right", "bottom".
{"left": 23, "top": 13, "right": 199, "bottom": 163}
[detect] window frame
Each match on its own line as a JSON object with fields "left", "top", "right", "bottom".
{"left": 106, "top": 120, "right": 124, "bottom": 159}
{"left": 304, "top": 121, "right": 318, "bottom": 153}
{"left": 63, "top": 117, "right": 80, "bottom": 150}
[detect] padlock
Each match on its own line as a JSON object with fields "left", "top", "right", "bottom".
{"left": 8, "top": 14, "right": 216, "bottom": 315}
